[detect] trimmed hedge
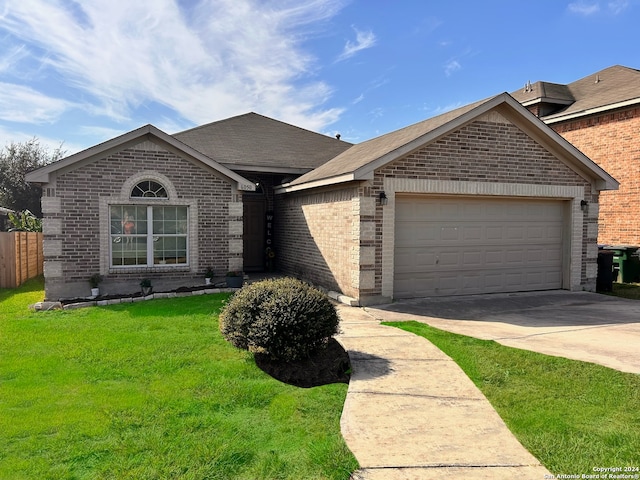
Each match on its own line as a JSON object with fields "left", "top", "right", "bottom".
{"left": 219, "top": 278, "right": 340, "bottom": 361}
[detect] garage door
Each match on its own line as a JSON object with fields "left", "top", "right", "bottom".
{"left": 394, "top": 196, "right": 565, "bottom": 298}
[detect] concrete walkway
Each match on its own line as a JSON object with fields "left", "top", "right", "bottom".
{"left": 336, "top": 304, "right": 550, "bottom": 479}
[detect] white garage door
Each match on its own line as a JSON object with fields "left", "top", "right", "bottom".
{"left": 394, "top": 196, "right": 565, "bottom": 298}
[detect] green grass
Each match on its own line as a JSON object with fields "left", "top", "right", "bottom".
{"left": 384, "top": 321, "right": 640, "bottom": 475}
{"left": 605, "top": 282, "right": 640, "bottom": 300}
{"left": 0, "top": 278, "right": 357, "bottom": 479}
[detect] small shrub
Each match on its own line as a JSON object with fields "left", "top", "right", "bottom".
{"left": 219, "top": 278, "right": 340, "bottom": 361}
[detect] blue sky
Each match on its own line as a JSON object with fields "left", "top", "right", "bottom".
{"left": 1, "top": 0, "right": 638, "bottom": 155}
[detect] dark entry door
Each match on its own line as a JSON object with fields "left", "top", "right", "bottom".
{"left": 243, "top": 197, "right": 266, "bottom": 271}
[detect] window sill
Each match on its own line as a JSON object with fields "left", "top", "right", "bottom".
{"left": 109, "top": 265, "right": 191, "bottom": 275}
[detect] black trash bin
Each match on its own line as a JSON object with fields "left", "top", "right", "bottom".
{"left": 602, "top": 245, "right": 640, "bottom": 283}
{"left": 597, "top": 249, "right": 615, "bottom": 292}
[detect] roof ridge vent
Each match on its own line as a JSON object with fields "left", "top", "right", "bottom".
{"left": 595, "top": 74, "right": 601, "bottom": 83}
{"left": 524, "top": 80, "right": 533, "bottom": 93}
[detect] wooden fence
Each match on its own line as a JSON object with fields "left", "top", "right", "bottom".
{"left": 0, "top": 232, "right": 44, "bottom": 289}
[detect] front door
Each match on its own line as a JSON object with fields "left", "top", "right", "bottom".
{"left": 243, "top": 197, "right": 266, "bottom": 271}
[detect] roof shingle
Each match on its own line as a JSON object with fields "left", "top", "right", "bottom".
{"left": 173, "top": 112, "right": 352, "bottom": 172}
{"left": 511, "top": 65, "right": 640, "bottom": 121}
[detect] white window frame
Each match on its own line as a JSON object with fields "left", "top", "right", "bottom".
{"left": 109, "top": 204, "right": 189, "bottom": 268}
{"left": 100, "top": 171, "right": 199, "bottom": 275}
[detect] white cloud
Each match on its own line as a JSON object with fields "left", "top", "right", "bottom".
{"left": 351, "top": 75, "right": 389, "bottom": 106}
{"left": 0, "top": 44, "right": 29, "bottom": 73}
{"left": 336, "top": 26, "right": 376, "bottom": 62}
{"left": 608, "top": 0, "right": 629, "bottom": 14}
{"left": 567, "top": 1, "right": 601, "bottom": 15}
{"left": 0, "top": 124, "right": 71, "bottom": 154}
{"left": 0, "top": 82, "right": 73, "bottom": 123}
{"left": 567, "top": 1, "right": 629, "bottom": 15}
{"left": 0, "top": 0, "right": 348, "bottom": 132}
{"left": 368, "top": 107, "right": 384, "bottom": 120}
{"left": 444, "top": 60, "right": 461, "bottom": 77}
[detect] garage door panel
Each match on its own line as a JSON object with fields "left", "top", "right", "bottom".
{"left": 395, "top": 250, "right": 436, "bottom": 269}
{"left": 526, "top": 248, "right": 545, "bottom": 264}
{"left": 462, "top": 226, "right": 483, "bottom": 241}
{"left": 547, "top": 225, "right": 563, "bottom": 241}
{"left": 506, "top": 226, "right": 526, "bottom": 240}
{"left": 485, "top": 250, "right": 504, "bottom": 265}
{"left": 463, "top": 203, "right": 484, "bottom": 217}
{"left": 486, "top": 226, "right": 504, "bottom": 240}
{"left": 394, "top": 196, "right": 565, "bottom": 298}
{"left": 463, "top": 250, "right": 483, "bottom": 266}
{"left": 439, "top": 252, "right": 459, "bottom": 266}
{"left": 526, "top": 226, "right": 545, "bottom": 239}
{"left": 399, "top": 223, "right": 562, "bottom": 247}
{"left": 441, "top": 226, "right": 460, "bottom": 241}
{"left": 398, "top": 245, "right": 561, "bottom": 272}
{"left": 505, "top": 249, "right": 524, "bottom": 264}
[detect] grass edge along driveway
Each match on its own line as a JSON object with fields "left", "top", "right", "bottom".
{"left": 384, "top": 320, "right": 640, "bottom": 476}
{"left": 0, "top": 278, "right": 358, "bottom": 480}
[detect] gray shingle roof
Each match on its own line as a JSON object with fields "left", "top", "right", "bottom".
{"left": 280, "top": 93, "right": 617, "bottom": 192}
{"left": 511, "top": 65, "right": 640, "bottom": 121}
{"left": 173, "top": 112, "right": 352, "bottom": 173}
{"left": 511, "top": 81, "right": 574, "bottom": 106}
{"left": 287, "top": 99, "right": 487, "bottom": 187}
{"left": 25, "top": 125, "right": 256, "bottom": 191}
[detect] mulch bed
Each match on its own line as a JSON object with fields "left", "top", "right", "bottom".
{"left": 59, "top": 284, "right": 218, "bottom": 306}
{"left": 254, "top": 338, "right": 351, "bottom": 388}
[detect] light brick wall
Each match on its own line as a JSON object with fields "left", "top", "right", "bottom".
{"left": 279, "top": 114, "right": 597, "bottom": 304}
{"left": 276, "top": 187, "right": 359, "bottom": 297}
{"left": 551, "top": 107, "right": 640, "bottom": 245}
{"left": 42, "top": 144, "right": 239, "bottom": 299}
{"left": 371, "top": 117, "right": 595, "bottom": 301}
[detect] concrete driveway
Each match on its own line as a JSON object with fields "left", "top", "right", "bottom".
{"left": 365, "top": 290, "right": 640, "bottom": 374}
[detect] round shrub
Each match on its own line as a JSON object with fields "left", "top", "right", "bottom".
{"left": 219, "top": 277, "right": 340, "bottom": 361}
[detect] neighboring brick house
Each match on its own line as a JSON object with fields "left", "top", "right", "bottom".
{"left": 511, "top": 65, "right": 640, "bottom": 246}
{"left": 28, "top": 94, "right": 617, "bottom": 304}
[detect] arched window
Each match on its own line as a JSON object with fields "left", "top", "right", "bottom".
{"left": 110, "top": 179, "right": 188, "bottom": 268}
{"left": 131, "top": 180, "right": 167, "bottom": 198}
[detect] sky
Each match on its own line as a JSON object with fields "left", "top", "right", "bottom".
{"left": 0, "top": 0, "right": 639, "bottom": 156}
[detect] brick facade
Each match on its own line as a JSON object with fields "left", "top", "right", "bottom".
{"left": 41, "top": 141, "right": 241, "bottom": 299}
{"left": 278, "top": 113, "right": 597, "bottom": 304}
{"left": 276, "top": 187, "right": 360, "bottom": 297}
{"left": 550, "top": 106, "right": 640, "bottom": 246}
{"left": 33, "top": 103, "right": 607, "bottom": 304}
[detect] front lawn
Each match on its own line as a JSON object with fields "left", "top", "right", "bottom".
{"left": 0, "top": 278, "right": 357, "bottom": 479}
{"left": 606, "top": 282, "right": 640, "bottom": 300}
{"left": 385, "top": 321, "right": 640, "bottom": 475}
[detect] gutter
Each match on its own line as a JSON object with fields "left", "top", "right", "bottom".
{"left": 543, "top": 97, "right": 640, "bottom": 124}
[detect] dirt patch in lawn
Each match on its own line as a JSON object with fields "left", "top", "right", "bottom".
{"left": 255, "top": 338, "right": 351, "bottom": 388}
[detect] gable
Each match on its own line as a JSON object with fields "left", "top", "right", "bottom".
{"left": 376, "top": 112, "right": 587, "bottom": 187}
{"left": 278, "top": 94, "right": 617, "bottom": 194}
{"left": 54, "top": 142, "right": 235, "bottom": 199}
{"left": 26, "top": 124, "right": 255, "bottom": 192}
